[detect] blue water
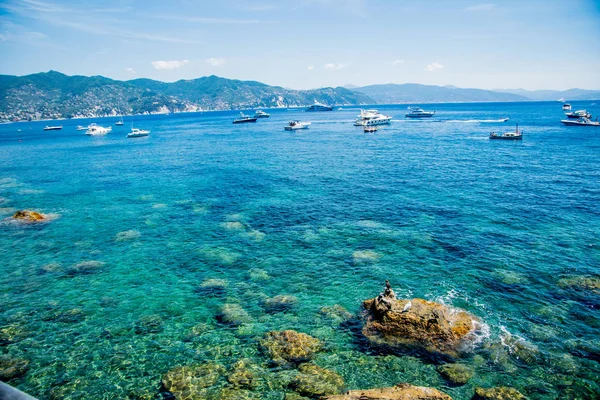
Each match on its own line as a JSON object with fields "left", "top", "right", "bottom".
{"left": 1, "top": 102, "right": 599, "bottom": 399}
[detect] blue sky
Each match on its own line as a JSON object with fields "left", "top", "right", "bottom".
{"left": 1, "top": 0, "right": 599, "bottom": 90}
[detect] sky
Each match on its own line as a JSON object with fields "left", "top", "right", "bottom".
{"left": 0, "top": 0, "right": 599, "bottom": 90}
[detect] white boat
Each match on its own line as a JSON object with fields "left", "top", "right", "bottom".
{"left": 115, "top": 116, "right": 124, "bottom": 126}
{"left": 233, "top": 112, "right": 258, "bottom": 124}
{"left": 354, "top": 109, "right": 392, "bottom": 126}
{"left": 44, "top": 125, "right": 62, "bottom": 131}
{"left": 562, "top": 103, "right": 572, "bottom": 111}
{"left": 560, "top": 117, "right": 600, "bottom": 127}
{"left": 305, "top": 101, "right": 333, "bottom": 112}
{"left": 364, "top": 126, "right": 378, "bottom": 133}
{"left": 85, "top": 123, "right": 112, "bottom": 136}
{"left": 565, "top": 109, "right": 591, "bottom": 119}
{"left": 405, "top": 106, "right": 435, "bottom": 118}
{"left": 76, "top": 125, "right": 87, "bottom": 131}
{"left": 127, "top": 128, "right": 150, "bottom": 138}
{"left": 284, "top": 121, "right": 311, "bottom": 130}
{"left": 490, "top": 123, "right": 523, "bottom": 140}
{"left": 253, "top": 110, "right": 270, "bottom": 118}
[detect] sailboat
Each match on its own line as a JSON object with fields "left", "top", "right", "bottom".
{"left": 115, "top": 106, "right": 124, "bottom": 126}
{"left": 127, "top": 116, "right": 150, "bottom": 138}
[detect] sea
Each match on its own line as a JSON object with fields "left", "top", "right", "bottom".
{"left": 1, "top": 101, "right": 599, "bottom": 399}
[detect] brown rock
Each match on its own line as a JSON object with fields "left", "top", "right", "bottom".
{"left": 12, "top": 210, "right": 46, "bottom": 222}
{"left": 260, "top": 330, "right": 323, "bottom": 364}
{"left": 324, "top": 383, "right": 452, "bottom": 400}
{"left": 0, "top": 355, "right": 30, "bottom": 380}
{"left": 472, "top": 387, "right": 526, "bottom": 400}
{"left": 289, "top": 363, "right": 344, "bottom": 397}
{"left": 162, "top": 363, "right": 226, "bottom": 399}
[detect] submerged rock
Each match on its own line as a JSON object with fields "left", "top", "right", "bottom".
{"left": 362, "top": 282, "right": 482, "bottom": 360}
{"left": 42, "top": 308, "right": 86, "bottom": 323}
{"left": 227, "top": 359, "right": 260, "bottom": 389}
{"left": 66, "top": 260, "right": 106, "bottom": 275}
{"left": 289, "top": 363, "right": 345, "bottom": 397}
{"left": 320, "top": 305, "right": 353, "bottom": 322}
{"left": 197, "top": 278, "right": 229, "bottom": 296}
{"left": 12, "top": 210, "right": 46, "bottom": 222}
{"left": 557, "top": 275, "right": 600, "bottom": 294}
{"left": 324, "top": 383, "right": 452, "bottom": 400}
{"left": 436, "top": 363, "right": 474, "bottom": 385}
{"left": 0, "top": 323, "right": 29, "bottom": 346}
{"left": 352, "top": 250, "right": 381, "bottom": 264}
{"left": 218, "top": 388, "right": 261, "bottom": 400}
{"left": 260, "top": 330, "right": 323, "bottom": 364}
{"left": 262, "top": 295, "right": 298, "bottom": 313}
{"left": 472, "top": 387, "right": 525, "bottom": 400}
{"left": 0, "top": 355, "right": 30, "bottom": 380}
{"left": 134, "top": 314, "right": 164, "bottom": 334}
{"left": 162, "top": 363, "right": 226, "bottom": 398}
{"left": 115, "top": 229, "right": 141, "bottom": 242}
{"left": 217, "top": 304, "right": 253, "bottom": 326}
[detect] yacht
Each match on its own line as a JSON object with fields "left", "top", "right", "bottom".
{"left": 305, "top": 101, "right": 333, "bottom": 112}
{"left": 565, "top": 109, "right": 591, "bottom": 119}
{"left": 254, "top": 110, "right": 270, "bottom": 118}
{"left": 43, "top": 125, "right": 63, "bottom": 131}
{"left": 85, "top": 123, "right": 112, "bottom": 136}
{"left": 354, "top": 109, "right": 392, "bottom": 126}
{"left": 560, "top": 117, "right": 600, "bottom": 127}
{"left": 233, "top": 112, "right": 258, "bottom": 124}
{"left": 284, "top": 121, "right": 311, "bottom": 130}
{"left": 489, "top": 123, "right": 523, "bottom": 140}
{"left": 363, "top": 126, "right": 378, "bottom": 133}
{"left": 127, "top": 128, "right": 150, "bottom": 138}
{"left": 562, "top": 103, "right": 572, "bottom": 111}
{"left": 405, "top": 106, "right": 435, "bottom": 118}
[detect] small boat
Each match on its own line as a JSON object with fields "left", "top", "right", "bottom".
{"left": 490, "top": 123, "right": 523, "bottom": 140}
{"left": 562, "top": 103, "right": 572, "bottom": 111}
{"left": 76, "top": 125, "right": 87, "bottom": 131}
{"left": 500, "top": 118, "right": 510, "bottom": 122}
{"left": 305, "top": 101, "right": 333, "bottom": 112}
{"left": 233, "top": 112, "right": 258, "bottom": 124}
{"left": 85, "top": 123, "right": 112, "bottom": 136}
{"left": 44, "top": 125, "right": 63, "bottom": 131}
{"left": 127, "top": 128, "right": 150, "bottom": 138}
{"left": 354, "top": 109, "right": 392, "bottom": 126}
{"left": 115, "top": 119, "right": 124, "bottom": 126}
{"left": 565, "top": 109, "right": 591, "bottom": 119}
{"left": 405, "top": 106, "right": 435, "bottom": 118}
{"left": 560, "top": 117, "right": 600, "bottom": 127}
{"left": 363, "top": 126, "right": 378, "bottom": 133}
{"left": 253, "top": 110, "right": 270, "bottom": 118}
{"left": 284, "top": 121, "right": 311, "bottom": 130}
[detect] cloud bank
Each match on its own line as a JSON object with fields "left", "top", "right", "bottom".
{"left": 151, "top": 60, "right": 190, "bottom": 70}
{"left": 425, "top": 61, "right": 443, "bottom": 72}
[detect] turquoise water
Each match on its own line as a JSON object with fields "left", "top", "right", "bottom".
{"left": 1, "top": 102, "right": 599, "bottom": 399}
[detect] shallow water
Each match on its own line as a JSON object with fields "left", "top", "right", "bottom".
{"left": 1, "top": 102, "right": 599, "bottom": 399}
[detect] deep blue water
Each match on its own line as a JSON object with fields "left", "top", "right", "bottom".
{"left": 1, "top": 101, "right": 599, "bottom": 399}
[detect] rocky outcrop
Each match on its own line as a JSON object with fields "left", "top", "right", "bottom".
{"left": 227, "top": 359, "right": 260, "bottom": 389}
{"left": 437, "top": 363, "right": 474, "bottom": 385}
{"left": 12, "top": 210, "right": 46, "bottom": 222}
{"left": 324, "top": 383, "right": 452, "bottom": 400}
{"left": 0, "top": 355, "right": 30, "bottom": 380}
{"left": 161, "top": 363, "right": 225, "bottom": 398}
{"left": 260, "top": 330, "right": 323, "bottom": 364}
{"left": 558, "top": 275, "right": 600, "bottom": 294}
{"left": 217, "top": 304, "right": 253, "bottom": 326}
{"left": 289, "top": 363, "right": 345, "bottom": 397}
{"left": 362, "top": 282, "right": 481, "bottom": 359}
{"left": 472, "top": 387, "right": 525, "bottom": 400}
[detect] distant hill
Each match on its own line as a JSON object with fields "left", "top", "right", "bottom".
{"left": 0, "top": 71, "right": 373, "bottom": 121}
{"left": 494, "top": 88, "right": 600, "bottom": 101}
{"left": 352, "top": 83, "right": 529, "bottom": 103}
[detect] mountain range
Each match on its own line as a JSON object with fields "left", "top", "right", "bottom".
{"left": 0, "top": 71, "right": 598, "bottom": 121}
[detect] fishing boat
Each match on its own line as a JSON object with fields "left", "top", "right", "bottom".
{"left": 354, "top": 109, "right": 392, "bottom": 126}
{"left": 85, "top": 123, "right": 112, "bottom": 136}
{"left": 305, "top": 101, "right": 333, "bottom": 112}
{"left": 44, "top": 125, "right": 63, "bottom": 131}
{"left": 489, "top": 123, "right": 523, "bottom": 140}
{"left": 565, "top": 109, "right": 591, "bottom": 119}
{"left": 127, "top": 128, "right": 150, "bottom": 138}
{"left": 284, "top": 121, "right": 311, "bottom": 130}
{"left": 363, "top": 126, "right": 378, "bottom": 133}
{"left": 560, "top": 117, "right": 600, "bottom": 127}
{"left": 233, "top": 112, "right": 258, "bottom": 124}
{"left": 405, "top": 106, "right": 435, "bottom": 118}
{"left": 253, "top": 110, "right": 270, "bottom": 118}
{"left": 562, "top": 103, "right": 572, "bottom": 111}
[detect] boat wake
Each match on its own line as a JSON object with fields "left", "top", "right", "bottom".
{"left": 444, "top": 118, "right": 510, "bottom": 123}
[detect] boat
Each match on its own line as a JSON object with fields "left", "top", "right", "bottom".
{"left": 560, "top": 117, "right": 600, "bottom": 127}
{"left": 253, "top": 110, "right": 270, "bottom": 118}
{"left": 233, "top": 112, "right": 258, "bottom": 124}
{"left": 562, "top": 103, "right": 572, "bottom": 111}
{"left": 489, "top": 123, "right": 523, "bottom": 140}
{"left": 363, "top": 126, "right": 378, "bottom": 133}
{"left": 405, "top": 106, "right": 435, "bottom": 118}
{"left": 565, "top": 109, "right": 591, "bottom": 119}
{"left": 76, "top": 125, "right": 87, "bottom": 131}
{"left": 557, "top": 98, "right": 565, "bottom": 103}
{"left": 354, "top": 109, "right": 392, "bottom": 126}
{"left": 44, "top": 125, "right": 63, "bottom": 131}
{"left": 115, "top": 116, "right": 124, "bottom": 126}
{"left": 305, "top": 101, "right": 333, "bottom": 112}
{"left": 284, "top": 121, "right": 311, "bottom": 130}
{"left": 85, "top": 123, "right": 112, "bottom": 136}
{"left": 127, "top": 128, "right": 150, "bottom": 138}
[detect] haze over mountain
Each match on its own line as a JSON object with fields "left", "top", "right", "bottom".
{"left": 493, "top": 88, "right": 600, "bottom": 101}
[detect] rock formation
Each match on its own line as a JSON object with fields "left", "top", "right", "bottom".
{"left": 260, "top": 330, "right": 323, "bottom": 364}
{"left": 12, "top": 210, "right": 46, "bottom": 222}
{"left": 324, "top": 383, "right": 452, "bottom": 400}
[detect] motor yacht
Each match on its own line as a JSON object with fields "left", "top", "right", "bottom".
{"left": 562, "top": 103, "right": 572, "bottom": 111}
{"left": 565, "top": 109, "right": 591, "bottom": 119}
{"left": 405, "top": 106, "right": 435, "bottom": 118}
{"left": 233, "top": 112, "right": 258, "bottom": 124}
{"left": 489, "top": 123, "right": 523, "bottom": 140}
{"left": 127, "top": 128, "right": 150, "bottom": 138}
{"left": 354, "top": 109, "right": 392, "bottom": 126}
{"left": 284, "top": 121, "right": 311, "bottom": 130}
{"left": 561, "top": 117, "right": 600, "bottom": 127}
{"left": 253, "top": 110, "right": 270, "bottom": 118}
{"left": 44, "top": 125, "right": 62, "bottom": 131}
{"left": 85, "top": 123, "right": 112, "bottom": 136}
{"left": 305, "top": 101, "right": 333, "bottom": 112}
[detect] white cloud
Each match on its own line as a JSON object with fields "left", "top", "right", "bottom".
{"left": 206, "top": 57, "right": 225, "bottom": 66}
{"left": 425, "top": 61, "right": 443, "bottom": 72}
{"left": 125, "top": 67, "right": 136, "bottom": 74}
{"left": 324, "top": 63, "right": 348, "bottom": 70}
{"left": 392, "top": 59, "right": 404, "bottom": 65}
{"left": 465, "top": 3, "right": 497, "bottom": 11}
{"left": 307, "top": 65, "right": 314, "bottom": 70}
{"left": 151, "top": 60, "right": 190, "bottom": 70}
